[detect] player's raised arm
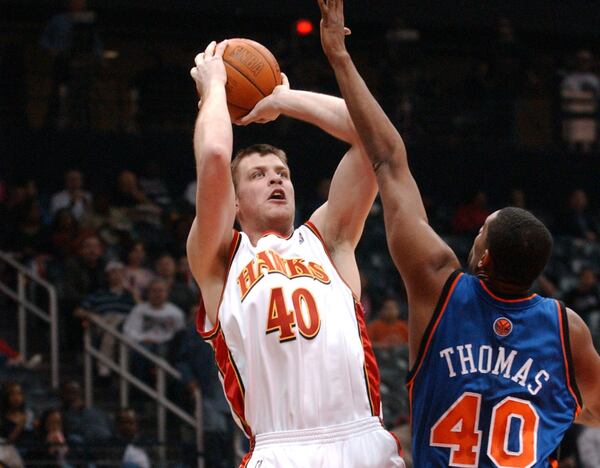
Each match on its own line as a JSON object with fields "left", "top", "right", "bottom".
{"left": 568, "top": 308, "right": 600, "bottom": 426}
{"left": 317, "top": 0, "right": 459, "bottom": 347}
{"left": 238, "top": 74, "right": 358, "bottom": 145}
{"left": 187, "top": 41, "right": 235, "bottom": 302}
{"left": 237, "top": 73, "right": 376, "bottom": 296}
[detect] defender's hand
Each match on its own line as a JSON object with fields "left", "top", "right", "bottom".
{"left": 235, "top": 73, "right": 290, "bottom": 125}
{"left": 190, "top": 40, "right": 228, "bottom": 99}
{"left": 317, "top": 0, "right": 351, "bottom": 61}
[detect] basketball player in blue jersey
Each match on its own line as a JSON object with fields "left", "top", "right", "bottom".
{"left": 318, "top": 0, "right": 600, "bottom": 466}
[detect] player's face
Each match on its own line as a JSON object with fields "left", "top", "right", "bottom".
{"left": 467, "top": 211, "right": 499, "bottom": 273}
{"left": 235, "top": 153, "right": 295, "bottom": 233}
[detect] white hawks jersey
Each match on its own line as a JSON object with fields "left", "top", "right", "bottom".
{"left": 197, "top": 222, "right": 382, "bottom": 437}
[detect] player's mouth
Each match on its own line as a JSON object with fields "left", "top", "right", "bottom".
{"left": 268, "top": 189, "right": 286, "bottom": 202}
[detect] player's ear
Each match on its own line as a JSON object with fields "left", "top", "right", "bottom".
{"left": 478, "top": 249, "right": 491, "bottom": 270}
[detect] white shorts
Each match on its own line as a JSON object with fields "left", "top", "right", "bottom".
{"left": 240, "top": 416, "right": 406, "bottom": 468}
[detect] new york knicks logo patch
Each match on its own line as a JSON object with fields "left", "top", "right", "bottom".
{"left": 494, "top": 317, "right": 513, "bottom": 337}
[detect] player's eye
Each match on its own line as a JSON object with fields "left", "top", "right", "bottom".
{"left": 252, "top": 171, "right": 264, "bottom": 179}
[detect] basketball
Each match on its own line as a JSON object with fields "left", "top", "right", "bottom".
{"left": 222, "top": 38, "right": 282, "bottom": 120}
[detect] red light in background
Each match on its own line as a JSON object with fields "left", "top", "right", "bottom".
{"left": 295, "top": 19, "right": 314, "bottom": 36}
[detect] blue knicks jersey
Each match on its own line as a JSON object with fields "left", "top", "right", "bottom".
{"left": 408, "top": 271, "right": 582, "bottom": 467}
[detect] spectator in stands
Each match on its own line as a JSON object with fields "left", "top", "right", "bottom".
{"left": 183, "top": 180, "right": 196, "bottom": 209}
{"left": 173, "top": 309, "right": 233, "bottom": 468}
{"left": 25, "top": 408, "right": 72, "bottom": 467}
{"left": 123, "top": 279, "right": 184, "bottom": 347}
{"left": 75, "top": 260, "right": 136, "bottom": 378}
{"left": 3, "top": 200, "right": 51, "bottom": 261}
{"left": 560, "top": 50, "right": 600, "bottom": 153}
{"left": 123, "top": 241, "right": 154, "bottom": 301}
{"left": 112, "top": 170, "right": 151, "bottom": 209}
{"left": 367, "top": 297, "right": 408, "bottom": 348}
{"left": 49, "top": 169, "right": 92, "bottom": 223}
{"left": 558, "top": 189, "right": 599, "bottom": 242}
{"left": 60, "top": 380, "right": 113, "bottom": 446}
{"left": 452, "top": 190, "right": 491, "bottom": 237}
{"left": 138, "top": 161, "right": 172, "bottom": 208}
{"left": 39, "top": 0, "right": 103, "bottom": 129}
{"left": 123, "top": 279, "right": 185, "bottom": 380}
{"left": 111, "top": 170, "right": 162, "bottom": 229}
{"left": 110, "top": 408, "right": 152, "bottom": 468}
{"left": 564, "top": 267, "right": 600, "bottom": 324}
{"left": 154, "top": 253, "right": 196, "bottom": 313}
{"left": 0, "top": 381, "right": 35, "bottom": 465}
{"left": 578, "top": 426, "right": 600, "bottom": 468}
{"left": 61, "top": 235, "right": 106, "bottom": 349}
{"left": 0, "top": 341, "right": 42, "bottom": 377}
{"left": 51, "top": 208, "right": 95, "bottom": 259}
{"left": 177, "top": 255, "right": 199, "bottom": 297}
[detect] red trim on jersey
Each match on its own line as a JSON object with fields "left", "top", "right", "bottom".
{"left": 354, "top": 301, "right": 382, "bottom": 417}
{"left": 304, "top": 221, "right": 361, "bottom": 302}
{"left": 196, "top": 230, "right": 241, "bottom": 340}
{"left": 239, "top": 436, "right": 255, "bottom": 467}
{"left": 406, "top": 273, "right": 463, "bottom": 387}
{"left": 388, "top": 429, "right": 404, "bottom": 457}
{"left": 213, "top": 328, "right": 252, "bottom": 437}
{"left": 407, "top": 381, "right": 415, "bottom": 427}
{"left": 479, "top": 280, "right": 537, "bottom": 303}
{"left": 556, "top": 300, "right": 583, "bottom": 416}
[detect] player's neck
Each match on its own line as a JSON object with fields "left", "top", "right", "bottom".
{"left": 243, "top": 224, "right": 294, "bottom": 246}
{"left": 478, "top": 274, "right": 531, "bottom": 298}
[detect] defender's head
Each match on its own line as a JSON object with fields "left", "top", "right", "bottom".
{"left": 231, "top": 144, "right": 295, "bottom": 236}
{"left": 468, "top": 207, "right": 553, "bottom": 289}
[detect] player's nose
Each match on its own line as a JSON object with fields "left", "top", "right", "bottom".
{"left": 268, "top": 172, "right": 283, "bottom": 184}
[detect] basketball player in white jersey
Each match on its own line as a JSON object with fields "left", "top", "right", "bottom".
{"left": 187, "top": 41, "right": 405, "bottom": 467}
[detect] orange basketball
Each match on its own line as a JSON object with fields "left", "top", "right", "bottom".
{"left": 222, "top": 38, "right": 282, "bottom": 120}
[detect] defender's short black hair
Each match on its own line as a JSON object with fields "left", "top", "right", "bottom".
{"left": 486, "top": 207, "right": 553, "bottom": 287}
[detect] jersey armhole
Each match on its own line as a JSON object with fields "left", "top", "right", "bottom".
{"left": 406, "top": 269, "right": 464, "bottom": 384}
{"left": 196, "top": 230, "right": 242, "bottom": 341}
{"left": 557, "top": 300, "right": 584, "bottom": 411}
{"left": 304, "top": 221, "right": 361, "bottom": 302}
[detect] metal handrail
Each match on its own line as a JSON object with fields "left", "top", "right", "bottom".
{"left": 83, "top": 313, "right": 204, "bottom": 468}
{"left": 85, "top": 314, "right": 180, "bottom": 377}
{"left": 0, "top": 251, "right": 59, "bottom": 388}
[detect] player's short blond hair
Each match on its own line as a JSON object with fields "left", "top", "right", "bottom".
{"left": 231, "top": 144, "right": 289, "bottom": 190}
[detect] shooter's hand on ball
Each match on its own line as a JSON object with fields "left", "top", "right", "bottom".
{"left": 236, "top": 73, "right": 290, "bottom": 126}
{"left": 317, "top": 0, "right": 351, "bottom": 62}
{"left": 190, "top": 40, "right": 228, "bottom": 100}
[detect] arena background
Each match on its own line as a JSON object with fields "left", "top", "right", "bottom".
{"left": 1, "top": 0, "right": 600, "bottom": 466}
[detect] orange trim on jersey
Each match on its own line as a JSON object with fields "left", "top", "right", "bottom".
{"left": 213, "top": 328, "right": 253, "bottom": 437}
{"left": 354, "top": 301, "right": 382, "bottom": 417}
{"left": 549, "top": 458, "right": 558, "bottom": 468}
{"left": 556, "top": 300, "right": 583, "bottom": 416}
{"left": 406, "top": 273, "right": 463, "bottom": 387}
{"left": 304, "top": 221, "right": 361, "bottom": 302}
{"left": 239, "top": 436, "right": 255, "bottom": 467}
{"left": 479, "top": 280, "right": 537, "bottom": 303}
{"left": 196, "top": 230, "right": 242, "bottom": 340}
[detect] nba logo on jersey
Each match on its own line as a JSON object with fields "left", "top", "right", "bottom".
{"left": 493, "top": 317, "right": 513, "bottom": 337}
